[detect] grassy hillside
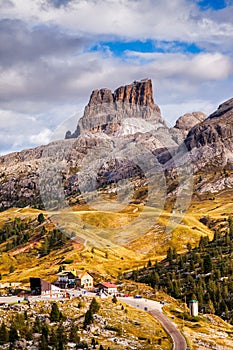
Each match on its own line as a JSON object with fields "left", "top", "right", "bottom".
{"left": 0, "top": 189, "right": 232, "bottom": 285}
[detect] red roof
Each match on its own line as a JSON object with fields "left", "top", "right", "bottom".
{"left": 101, "top": 282, "right": 117, "bottom": 289}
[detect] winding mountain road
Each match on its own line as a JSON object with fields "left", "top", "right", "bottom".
{"left": 119, "top": 297, "right": 187, "bottom": 350}
{"left": 149, "top": 309, "right": 186, "bottom": 350}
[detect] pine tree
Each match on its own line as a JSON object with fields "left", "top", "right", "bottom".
{"left": 56, "top": 322, "right": 67, "bottom": 350}
{"left": 166, "top": 247, "right": 173, "bottom": 264}
{"left": 112, "top": 295, "right": 117, "bottom": 304}
{"left": 0, "top": 322, "right": 9, "bottom": 344}
{"left": 50, "top": 302, "right": 61, "bottom": 322}
{"left": 83, "top": 309, "right": 93, "bottom": 329}
{"left": 39, "top": 334, "right": 49, "bottom": 350}
{"left": 91, "top": 337, "right": 97, "bottom": 348}
{"left": 203, "top": 254, "right": 212, "bottom": 273}
{"left": 42, "top": 324, "right": 49, "bottom": 342}
{"left": 9, "top": 265, "right": 15, "bottom": 273}
{"left": 33, "top": 316, "right": 42, "bottom": 333}
{"left": 206, "top": 299, "right": 215, "bottom": 314}
{"left": 69, "top": 322, "right": 79, "bottom": 343}
{"left": 49, "top": 328, "right": 58, "bottom": 348}
{"left": 38, "top": 213, "right": 45, "bottom": 224}
{"left": 40, "top": 237, "right": 49, "bottom": 256}
{"left": 9, "top": 324, "right": 19, "bottom": 343}
{"left": 187, "top": 242, "right": 192, "bottom": 252}
{"left": 89, "top": 298, "right": 100, "bottom": 314}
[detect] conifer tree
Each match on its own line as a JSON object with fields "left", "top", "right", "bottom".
{"left": 50, "top": 302, "right": 61, "bottom": 322}
{"left": 83, "top": 309, "right": 93, "bottom": 329}
{"left": 112, "top": 295, "right": 117, "bottom": 304}
{"left": 38, "top": 213, "right": 45, "bottom": 224}
{"left": 0, "top": 322, "right": 9, "bottom": 344}
{"left": 203, "top": 254, "right": 212, "bottom": 273}
{"left": 69, "top": 322, "right": 79, "bottom": 343}
{"left": 49, "top": 328, "right": 58, "bottom": 348}
{"left": 9, "top": 324, "right": 19, "bottom": 343}
{"left": 56, "top": 322, "right": 67, "bottom": 350}
{"left": 89, "top": 298, "right": 100, "bottom": 314}
{"left": 33, "top": 316, "right": 42, "bottom": 333}
{"left": 39, "top": 334, "right": 49, "bottom": 350}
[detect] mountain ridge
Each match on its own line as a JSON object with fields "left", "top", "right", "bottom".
{"left": 0, "top": 78, "right": 232, "bottom": 213}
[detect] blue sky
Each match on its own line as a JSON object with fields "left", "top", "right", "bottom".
{"left": 198, "top": 0, "right": 228, "bottom": 10}
{"left": 0, "top": 0, "right": 233, "bottom": 154}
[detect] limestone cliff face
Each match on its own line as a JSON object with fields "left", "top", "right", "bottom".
{"left": 66, "top": 79, "right": 164, "bottom": 138}
{"left": 184, "top": 98, "right": 233, "bottom": 171}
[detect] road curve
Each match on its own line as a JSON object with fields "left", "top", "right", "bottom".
{"left": 118, "top": 297, "right": 187, "bottom": 350}
{"left": 149, "top": 309, "right": 186, "bottom": 350}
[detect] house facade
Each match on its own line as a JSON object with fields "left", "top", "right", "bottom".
{"left": 76, "top": 271, "right": 93, "bottom": 290}
{"left": 55, "top": 270, "right": 93, "bottom": 290}
{"left": 55, "top": 271, "right": 76, "bottom": 289}
{"left": 99, "top": 282, "right": 118, "bottom": 295}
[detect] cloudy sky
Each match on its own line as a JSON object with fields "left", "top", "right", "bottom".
{"left": 0, "top": 0, "right": 233, "bottom": 154}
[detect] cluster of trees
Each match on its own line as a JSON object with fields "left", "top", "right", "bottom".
{"left": 0, "top": 301, "right": 111, "bottom": 350}
{"left": 0, "top": 217, "right": 31, "bottom": 251}
{"left": 0, "top": 213, "right": 69, "bottom": 256}
{"left": 40, "top": 229, "right": 69, "bottom": 256}
{"left": 0, "top": 214, "right": 46, "bottom": 252}
{"left": 129, "top": 216, "right": 233, "bottom": 322}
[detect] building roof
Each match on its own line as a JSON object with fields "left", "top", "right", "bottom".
{"left": 76, "top": 271, "right": 93, "bottom": 279}
{"left": 57, "top": 271, "right": 76, "bottom": 277}
{"left": 100, "top": 282, "right": 117, "bottom": 289}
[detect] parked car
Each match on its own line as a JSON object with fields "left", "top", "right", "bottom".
{"left": 134, "top": 295, "right": 142, "bottom": 299}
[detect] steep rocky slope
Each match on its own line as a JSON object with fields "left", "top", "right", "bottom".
{"left": 184, "top": 98, "right": 233, "bottom": 170}
{"left": 182, "top": 98, "right": 233, "bottom": 193}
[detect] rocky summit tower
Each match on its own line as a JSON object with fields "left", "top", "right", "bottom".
{"left": 65, "top": 78, "right": 165, "bottom": 138}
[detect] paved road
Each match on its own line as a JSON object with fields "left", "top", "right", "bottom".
{"left": 149, "top": 309, "right": 186, "bottom": 350}
{"left": 119, "top": 297, "right": 187, "bottom": 350}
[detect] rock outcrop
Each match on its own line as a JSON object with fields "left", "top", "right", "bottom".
{"left": 174, "top": 112, "right": 207, "bottom": 138}
{"left": 184, "top": 98, "right": 233, "bottom": 171}
{"left": 66, "top": 79, "right": 164, "bottom": 138}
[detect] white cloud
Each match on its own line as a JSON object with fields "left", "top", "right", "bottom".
{"left": 1, "top": 0, "right": 233, "bottom": 154}
{"left": 3, "top": 0, "right": 233, "bottom": 45}
{"left": 29, "top": 128, "right": 52, "bottom": 145}
{"left": 125, "top": 51, "right": 233, "bottom": 81}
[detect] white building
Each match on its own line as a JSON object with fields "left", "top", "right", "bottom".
{"left": 188, "top": 299, "right": 198, "bottom": 316}
{"left": 99, "top": 282, "right": 118, "bottom": 295}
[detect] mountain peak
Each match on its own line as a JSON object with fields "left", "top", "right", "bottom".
{"left": 66, "top": 79, "right": 163, "bottom": 139}
{"left": 87, "top": 78, "right": 157, "bottom": 108}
